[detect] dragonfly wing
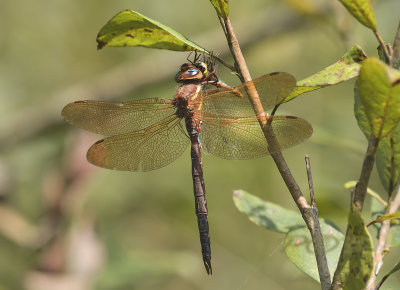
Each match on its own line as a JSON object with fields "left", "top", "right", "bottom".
{"left": 87, "top": 116, "right": 189, "bottom": 171}
{"left": 62, "top": 98, "right": 175, "bottom": 136}
{"left": 200, "top": 72, "right": 296, "bottom": 116}
{"left": 200, "top": 115, "right": 312, "bottom": 160}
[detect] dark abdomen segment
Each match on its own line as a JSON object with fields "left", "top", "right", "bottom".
{"left": 188, "top": 127, "right": 212, "bottom": 275}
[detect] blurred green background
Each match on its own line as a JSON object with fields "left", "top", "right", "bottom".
{"left": 1, "top": 0, "right": 399, "bottom": 289}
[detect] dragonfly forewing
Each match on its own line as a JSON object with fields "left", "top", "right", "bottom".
{"left": 200, "top": 115, "right": 313, "bottom": 160}
{"left": 62, "top": 98, "right": 175, "bottom": 136}
{"left": 87, "top": 116, "right": 189, "bottom": 171}
{"left": 199, "top": 72, "right": 296, "bottom": 117}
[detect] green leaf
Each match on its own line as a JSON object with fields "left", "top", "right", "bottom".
{"left": 232, "top": 190, "right": 304, "bottom": 233}
{"left": 335, "top": 206, "right": 374, "bottom": 290}
{"left": 354, "top": 80, "right": 371, "bottom": 138}
{"left": 286, "top": 45, "right": 367, "bottom": 102}
{"left": 368, "top": 212, "right": 400, "bottom": 226}
{"left": 284, "top": 222, "right": 344, "bottom": 282}
{"left": 358, "top": 58, "right": 400, "bottom": 139}
{"left": 371, "top": 198, "right": 400, "bottom": 247}
{"left": 379, "top": 260, "right": 400, "bottom": 288}
{"left": 337, "top": 0, "right": 377, "bottom": 31}
{"left": 376, "top": 124, "right": 400, "bottom": 193}
{"left": 96, "top": 10, "right": 208, "bottom": 52}
{"left": 209, "top": 0, "right": 229, "bottom": 19}
{"left": 233, "top": 190, "right": 344, "bottom": 282}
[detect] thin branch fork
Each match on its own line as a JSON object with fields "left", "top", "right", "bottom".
{"left": 218, "top": 15, "right": 331, "bottom": 290}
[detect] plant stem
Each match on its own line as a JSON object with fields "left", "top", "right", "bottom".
{"left": 353, "top": 134, "right": 380, "bottom": 211}
{"left": 218, "top": 15, "right": 331, "bottom": 290}
{"left": 373, "top": 30, "right": 391, "bottom": 64}
{"left": 211, "top": 54, "right": 236, "bottom": 72}
{"left": 369, "top": 184, "right": 400, "bottom": 289}
{"left": 332, "top": 134, "right": 382, "bottom": 288}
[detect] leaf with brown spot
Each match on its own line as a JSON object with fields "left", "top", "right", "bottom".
{"left": 337, "top": 0, "right": 377, "bottom": 30}
{"left": 96, "top": 10, "right": 208, "bottom": 53}
{"left": 285, "top": 45, "right": 367, "bottom": 102}
{"left": 334, "top": 206, "right": 374, "bottom": 289}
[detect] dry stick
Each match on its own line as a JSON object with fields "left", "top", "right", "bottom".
{"left": 306, "top": 155, "right": 316, "bottom": 207}
{"left": 373, "top": 186, "right": 400, "bottom": 290}
{"left": 371, "top": 184, "right": 400, "bottom": 290}
{"left": 219, "top": 15, "right": 331, "bottom": 290}
{"left": 306, "top": 155, "right": 330, "bottom": 288}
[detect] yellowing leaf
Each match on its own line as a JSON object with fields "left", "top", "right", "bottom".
{"left": 371, "top": 199, "right": 400, "bottom": 247}
{"left": 338, "top": 0, "right": 377, "bottom": 31}
{"left": 286, "top": 45, "right": 366, "bottom": 102}
{"left": 96, "top": 10, "right": 208, "bottom": 53}
{"left": 368, "top": 212, "right": 400, "bottom": 226}
{"left": 209, "top": 0, "right": 229, "bottom": 19}
{"left": 358, "top": 58, "right": 400, "bottom": 139}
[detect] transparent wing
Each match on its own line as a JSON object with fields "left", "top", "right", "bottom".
{"left": 87, "top": 116, "right": 189, "bottom": 171}
{"left": 199, "top": 72, "right": 296, "bottom": 116}
{"left": 62, "top": 98, "right": 175, "bottom": 136}
{"left": 200, "top": 115, "right": 313, "bottom": 160}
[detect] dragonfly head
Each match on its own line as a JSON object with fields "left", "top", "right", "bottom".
{"left": 175, "top": 62, "right": 209, "bottom": 83}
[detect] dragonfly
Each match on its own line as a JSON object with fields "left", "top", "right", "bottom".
{"left": 61, "top": 57, "right": 313, "bottom": 275}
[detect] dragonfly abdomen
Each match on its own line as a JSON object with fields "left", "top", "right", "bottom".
{"left": 186, "top": 118, "right": 212, "bottom": 275}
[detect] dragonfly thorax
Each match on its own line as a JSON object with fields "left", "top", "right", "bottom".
{"left": 173, "top": 83, "right": 203, "bottom": 119}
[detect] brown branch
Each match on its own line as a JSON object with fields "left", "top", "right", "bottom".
{"left": 219, "top": 14, "right": 331, "bottom": 290}
{"left": 353, "top": 134, "right": 380, "bottom": 211}
{"left": 332, "top": 134, "right": 379, "bottom": 287}
{"left": 306, "top": 155, "right": 316, "bottom": 207}
{"left": 305, "top": 155, "right": 331, "bottom": 287}
{"left": 373, "top": 30, "right": 391, "bottom": 64}
{"left": 391, "top": 21, "right": 400, "bottom": 68}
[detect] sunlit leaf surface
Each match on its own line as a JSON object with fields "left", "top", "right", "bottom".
{"left": 286, "top": 45, "right": 366, "bottom": 101}
{"left": 358, "top": 58, "right": 400, "bottom": 139}
{"left": 337, "top": 0, "right": 377, "bottom": 30}
{"left": 368, "top": 212, "right": 400, "bottom": 226}
{"left": 97, "top": 10, "right": 208, "bottom": 52}
{"left": 209, "top": 0, "right": 229, "bottom": 19}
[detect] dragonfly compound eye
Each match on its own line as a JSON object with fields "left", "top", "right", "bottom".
{"left": 187, "top": 69, "right": 199, "bottom": 76}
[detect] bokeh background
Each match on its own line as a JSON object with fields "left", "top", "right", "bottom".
{"left": 1, "top": 0, "right": 399, "bottom": 289}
